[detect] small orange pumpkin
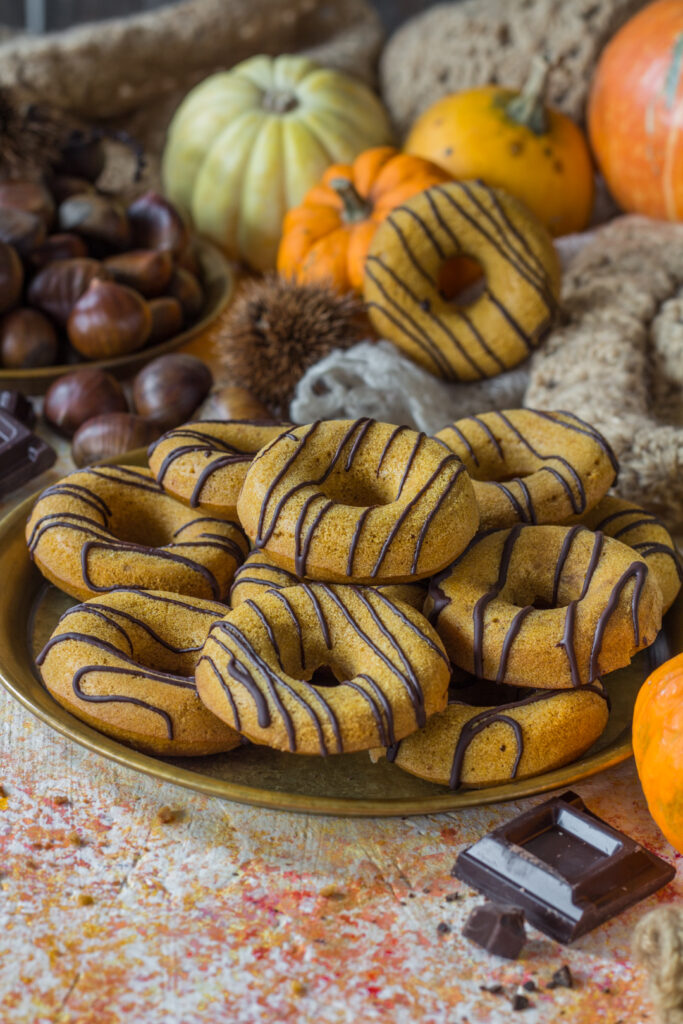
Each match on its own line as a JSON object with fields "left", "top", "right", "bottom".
{"left": 277, "top": 146, "right": 478, "bottom": 295}
{"left": 405, "top": 59, "right": 594, "bottom": 237}
{"left": 633, "top": 651, "right": 683, "bottom": 853}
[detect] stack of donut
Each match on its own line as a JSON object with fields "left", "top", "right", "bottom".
{"left": 27, "top": 407, "right": 680, "bottom": 789}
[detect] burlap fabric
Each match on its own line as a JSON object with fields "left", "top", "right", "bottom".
{"left": 0, "top": 0, "right": 384, "bottom": 195}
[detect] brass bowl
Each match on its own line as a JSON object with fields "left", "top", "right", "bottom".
{"left": 0, "top": 240, "right": 232, "bottom": 395}
{"left": 0, "top": 457, "right": 679, "bottom": 816}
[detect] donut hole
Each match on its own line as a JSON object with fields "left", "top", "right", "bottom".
{"left": 439, "top": 255, "right": 485, "bottom": 304}
{"left": 502, "top": 567, "right": 582, "bottom": 611}
{"left": 108, "top": 497, "right": 184, "bottom": 549}
{"left": 316, "top": 469, "right": 399, "bottom": 508}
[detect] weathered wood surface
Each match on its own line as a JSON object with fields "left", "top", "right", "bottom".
{"left": 0, "top": 413, "right": 679, "bottom": 1024}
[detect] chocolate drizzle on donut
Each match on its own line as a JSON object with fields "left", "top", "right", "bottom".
{"left": 253, "top": 419, "right": 464, "bottom": 579}
{"left": 28, "top": 467, "right": 247, "bottom": 599}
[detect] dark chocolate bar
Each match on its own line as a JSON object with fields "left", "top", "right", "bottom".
{"left": 453, "top": 790, "right": 675, "bottom": 944}
{"left": 0, "top": 390, "right": 35, "bottom": 430}
{"left": 0, "top": 410, "right": 55, "bottom": 496}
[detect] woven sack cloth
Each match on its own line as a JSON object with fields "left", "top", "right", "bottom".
{"left": 0, "top": 0, "right": 384, "bottom": 195}
{"left": 380, "top": 0, "right": 646, "bottom": 135}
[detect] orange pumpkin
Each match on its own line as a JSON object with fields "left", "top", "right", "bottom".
{"left": 589, "top": 0, "right": 683, "bottom": 220}
{"left": 277, "top": 146, "right": 479, "bottom": 295}
{"left": 406, "top": 59, "right": 594, "bottom": 237}
{"left": 633, "top": 651, "right": 683, "bottom": 853}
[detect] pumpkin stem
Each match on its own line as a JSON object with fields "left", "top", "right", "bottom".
{"left": 506, "top": 56, "right": 550, "bottom": 135}
{"left": 329, "top": 177, "right": 371, "bottom": 223}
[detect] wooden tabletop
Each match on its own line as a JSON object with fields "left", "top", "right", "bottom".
{"left": 0, "top": 421, "right": 679, "bottom": 1024}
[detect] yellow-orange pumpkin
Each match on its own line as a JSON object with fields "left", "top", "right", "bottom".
{"left": 405, "top": 59, "right": 594, "bottom": 237}
{"left": 277, "top": 146, "right": 480, "bottom": 295}
{"left": 589, "top": 0, "right": 683, "bottom": 220}
{"left": 633, "top": 651, "right": 683, "bottom": 853}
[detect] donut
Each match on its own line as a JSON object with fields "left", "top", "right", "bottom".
{"left": 363, "top": 180, "right": 561, "bottom": 381}
{"left": 569, "top": 495, "right": 682, "bottom": 613}
{"left": 195, "top": 583, "right": 450, "bottom": 755}
{"left": 375, "top": 679, "right": 610, "bottom": 789}
{"left": 37, "top": 589, "right": 241, "bottom": 756}
{"left": 236, "top": 418, "right": 479, "bottom": 584}
{"left": 434, "top": 409, "right": 618, "bottom": 531}
{"left": 230, "top": 550, "right": 427, "bottom": 611}
{"left": 148, "top": 419, "right": 290, "bottom": 520}
{"left": 426, "top": 524, "right": 663, "bottom": 688}
{"left": 26, "top": 465, "right": 249, "bottom": 603}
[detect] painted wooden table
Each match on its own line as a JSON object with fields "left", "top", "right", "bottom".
{"left": 0, "top": 427, "right": 679, "bottom": 1024}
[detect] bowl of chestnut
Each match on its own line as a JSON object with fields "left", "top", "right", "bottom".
{"left": 0, "top": 181, "right": 232, "bottom": 394}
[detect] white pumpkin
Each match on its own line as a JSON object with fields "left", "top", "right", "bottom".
{"left": 162, "top": 54, "right": 394, "bottom": 271}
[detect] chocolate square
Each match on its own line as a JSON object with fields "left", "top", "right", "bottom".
{"left": 0, "top": 410, "right": 55, "bottom": 496}
{"left": 453, "top": 791, "right": 675, "bottom": 944}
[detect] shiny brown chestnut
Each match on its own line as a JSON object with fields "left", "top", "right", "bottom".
{"left": 55, "top": 135, "right": 106, "bottom": 183}
{"left": 28, "top": 258, "right": 109, "bottom": 325}
{"left": 167, "top": 268, "right": 203, "bottom": 320}
{"left": 103, "top": 249, "right": 173, "bottom": 298}
{"left": 71, "top": 412, "right": 163, "bottom": 467}
{"left": 29, "top": 233, "right": 89, "bottom": 270}
{"left": 0, "top": 207, "right": 47, "bottom": 257}
{"left": 0, "top": 308, "right": 59, "bottom": 369}
{"left": 128, "top": 192, "right": 189, "bottom": 254}
{"left": 0, "top": 242, "right": 23, "bottom": 314}
{"left": 50, "top": 176, "right": 97, "bottom": 205}
{"left": 0, "top": 182, "right": 55, "bottom": 230}
{"left": 67, "top": 279, "right": 151, "bottom": 359}
{"left": 132, "top": 353, "right": 213, "bottom": 429}
{"left": 58, "top": 194, "right": 131, "bottom": 253}
{"left": 147, "top": 297, "right": 183, "bottom": 343}
{"left": 44, "top": 367, "right": 128, "bottom": 436}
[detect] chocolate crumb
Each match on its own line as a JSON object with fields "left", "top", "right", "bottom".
{"left": 76, "top": 893, "right": 93, "bottom": 906}
{"left": 408, "top": 892, "right": 416, "bottom": 899}
{"left": 548, "top": 966, "right": 573, "bottom": 990}
{"left": 53, "top": 795, "right": 69, "bottom": 806}
{"left": 523, "top": 980, "right": 537, "bottom": 992}
{"left": 437, "top": 922, "right": 451, "bottom": 935}
{"left": 480, "top": 983, "right": 504, "bottom": 995}
{"left": 422, "top": 887, "right": 431, "bottom": 894}
{"left": 157, "top": 806, "right": 176, "bottom": 824}
{"left": 445, "top": 893, "right": 460, "bottom": 902}
{"left": 419, "top": 298, "right": 431, "bottom": 312}
{"left": 511, "top": 993, "right": 531, "bottom": 1011}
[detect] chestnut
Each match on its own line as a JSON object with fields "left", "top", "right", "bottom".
{"left": 0, "top": 242, "right": 23, "bottom": 314}
{"left": 103, "top": 249, "right": 173, "bottom": 298}
{"left": 28, "top": 258, "right": 109, "bottom": 325}
{"left": 44, "top": 367, "right": 128, "bottom": 436}
{"left": 56, "top": 134, "right": 106, "bottom": 183}
{"left": 0, "top": 207, "right": 46, "bottom": 257}
{"left": 71, "top": 412, "right": 163, "bottom": 467}
{"left": 167, "top": 268, "right": 203, "bottom": 321}
{"left": 147, "top": 297, "right": 183, "bottom": 343}
{"left": 197, "top": 385, "right": 274, "bottom": 422}
{"left": 58, "top": 194, "right": 130, "bottom": 253}
{"left": 132, "top": 353, "right": 212, "bottom": 429}
{"left": 0, "top": 308, "right": 58, "bottom": 369}
{"left": 0, "top": 181, "right": 55, "bottom": 230}
{"left": 51, "top": 176, "right": 97, "bottom": 205}
{"left": 128, "top": 192, "right": 188, "bottom": 255}
{"left": 67, "top": 279, "right": 151, "bottom": 359}
{"left": 29, "top": 233, "right": 89, "bottom": 270}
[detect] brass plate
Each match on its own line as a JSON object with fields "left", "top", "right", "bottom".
{"left": 0, "top": 240, "right": 232, "bottom": 395}
{"left": 0, "top": 481, "right": 680, "bottom": 816}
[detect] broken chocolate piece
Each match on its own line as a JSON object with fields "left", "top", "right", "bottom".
{"left": 523, "top": 980, "right": 537, "bottom": 992}
{"left": 462, "top": 901, "right": 526, "bottom": 959}
{"left": 453, "top": 791, "right": 675, "bottom": 945}
{"left": 0, "top": 410, "right": 55, "bottom": 496}
{"left": 511, "top": 992, "right": 531, "bottom": 1011}
{"left": 0, "top": 390, "right": 35, "bottom": 429}
{"left": 547, "top": 965, "right": 573, "bottom": 989}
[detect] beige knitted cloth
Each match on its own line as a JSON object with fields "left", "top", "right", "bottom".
{"left": 634, "top": 906, "right": 683, "bottom": 1024}
{"left": 0, "top": 0, "right": 384, "bottom": 195}
{"left": 526, "top": 216, "right": 683, "bottom": 530}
